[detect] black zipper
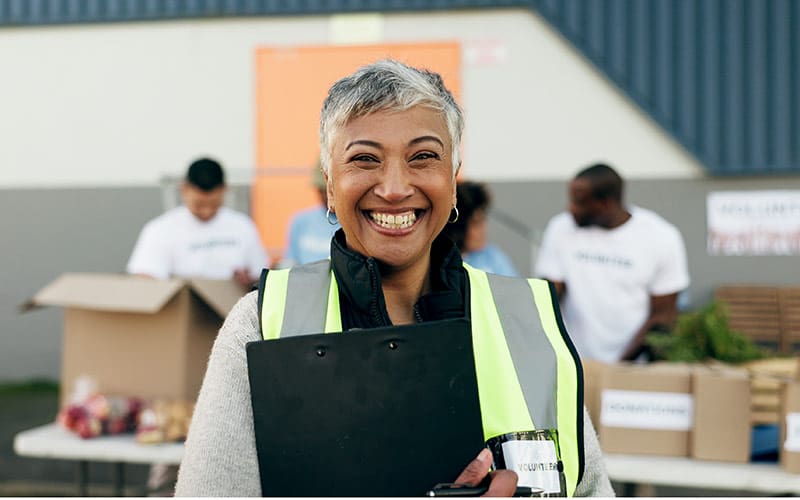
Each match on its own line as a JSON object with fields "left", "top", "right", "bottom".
{"left": 413, "top": 303, "right": 423, "bottom": 323}
{"left": 366, "top": 259, "right": 388, "bottom": 326}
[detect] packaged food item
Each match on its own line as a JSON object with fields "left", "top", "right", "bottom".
{"left": 135, "top": 399, "right": 194, "bottom": 444}
{"left": 56, "top": 392, "right": 143, "bottom": 439}
{"left": 55, "top": 377, "right": 193, "bottom": 443}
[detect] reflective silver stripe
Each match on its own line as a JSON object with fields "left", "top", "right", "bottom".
{"left": 486, "top": 273, "right": 558, "bottom": 429}
{"left": 281, "top": 260, "right": 331, "bottom": 338}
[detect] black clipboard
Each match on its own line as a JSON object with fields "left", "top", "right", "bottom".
{"left": 246, "top": 318, "right": 485, "bottom": 497}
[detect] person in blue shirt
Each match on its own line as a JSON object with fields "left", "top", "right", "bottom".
{"left": 280, "top": 165, "right": 340, "bottom": 267}
{"left": 442, "top": 180, "right": 519, "bottom": 277}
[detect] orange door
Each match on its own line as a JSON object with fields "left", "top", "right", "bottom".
{"left": 253, "top": 42, "right": 461, "bottom": 263}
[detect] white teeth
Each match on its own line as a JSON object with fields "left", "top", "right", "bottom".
{"left": 370, "top": 211, "right": 417, "bottom": 229}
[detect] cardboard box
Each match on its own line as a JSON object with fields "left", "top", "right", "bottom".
{"left": 781, "top": 381, "right": 800, "bottom": 473}
{"left": 582, "top": 360, "right": 609, "bottom": 427}
{"left": 690, "top": 365, "right": 751, "bottom": 462}
{"left": 24, "top": 273, "right": 245, "bottom": 406}
{"left": 743, "top": 357, "right": 800, "bottom": 424}
{"left": 599, "top": 362, "right": 693, "bottom": 456}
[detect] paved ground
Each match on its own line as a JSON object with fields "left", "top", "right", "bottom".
{"left": 0, "top": 380, "right": 148, "bottom": 497}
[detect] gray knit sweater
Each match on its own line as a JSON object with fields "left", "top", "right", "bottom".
{"left": 175, "top": 292, "right": 615, "bottom": 497}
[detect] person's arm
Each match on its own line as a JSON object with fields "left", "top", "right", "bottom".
{"left": 175, "top": 292, "right": 262, "bottom": 496}
{"left": 619, "top": 222, "right": 689, "bottom": 361}
{"left": 574, "top": 407, "right": 615, "bottom": 497}
{"left": 619, "top": 292, "right": 679, "bottom": 361}
{"left": 126, "top": 221, "right": 171, "bottom": 279}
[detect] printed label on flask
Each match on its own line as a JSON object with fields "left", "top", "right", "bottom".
{"left": 500, "top": 440, "right": 561, "bottom": 494}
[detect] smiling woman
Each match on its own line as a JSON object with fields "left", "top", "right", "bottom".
{"left": 175, "top": 60, "right": 615, "bottom": 497}
{"left": 325, "top": 107, "right": 457, "bottom": 323}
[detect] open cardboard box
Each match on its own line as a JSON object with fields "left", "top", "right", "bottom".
{"left": 23, "top": 273, "right": 246, "bottom": 406}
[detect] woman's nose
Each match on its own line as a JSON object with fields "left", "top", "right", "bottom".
{"left": 373, "top": 161, "right": 414, "bottom": 201}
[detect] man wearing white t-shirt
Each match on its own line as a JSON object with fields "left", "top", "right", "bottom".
{"left": 127, "top": 158, "right": 269, "bottom": 495}
{"left": 535, "top": 163, "right": 689, "bottom": 363}
{"left": 127, "top": 157, "right": 269, "bottom": 289}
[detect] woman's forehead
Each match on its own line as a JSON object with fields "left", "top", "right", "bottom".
{"left": 334, "top": 107, "right": 450, "bottom": 146}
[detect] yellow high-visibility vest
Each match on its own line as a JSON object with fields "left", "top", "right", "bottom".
{"left": 258, "top": 260, "right": 584, "bottom": 496}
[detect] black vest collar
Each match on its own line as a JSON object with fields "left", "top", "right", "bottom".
{"left": 329, "top": 229, "right": 468, "bottom": 329}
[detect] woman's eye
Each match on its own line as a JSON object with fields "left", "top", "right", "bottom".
{"left": 411, "top": 151, "right": 440, "bottom": 161}
{"left": 351, "top": 154, "right": 376, "bottom": 162}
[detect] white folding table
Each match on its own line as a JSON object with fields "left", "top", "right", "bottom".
{"left": 14, "top": 423, "right": 182, "bottom": 496}
{"left": 15, "top": 423, "right": 800, "bottom": 497}
{"left": 604, "top": 453, "right": 800, "bottom": 495}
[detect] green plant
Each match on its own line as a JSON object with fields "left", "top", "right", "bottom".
{"left": 645, "top": 301, "right": 769, "bottom": 363}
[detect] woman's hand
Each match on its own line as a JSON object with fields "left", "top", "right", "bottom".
{"left": 454, "top": 448, "right": 519, "bottom": 497}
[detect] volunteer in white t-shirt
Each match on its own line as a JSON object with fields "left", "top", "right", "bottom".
{"left": 127, "top": 157, "right": 269, "bottom": 494}
{"left": 535, "top": 163, "right": 690, "bottom": 363}
{"left": 127, "top": 157, "right": 269, "bottom": 289}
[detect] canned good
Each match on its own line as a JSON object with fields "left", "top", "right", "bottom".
{"left": 485, "top": 429, "right": 565, "bottom": 497}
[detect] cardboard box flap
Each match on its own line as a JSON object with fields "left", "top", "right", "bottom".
{"left": 188, "top": 279, "right": 245, "bottom": 318}
{"left": 26, "top": 273, "right": 185, "bottom": 313}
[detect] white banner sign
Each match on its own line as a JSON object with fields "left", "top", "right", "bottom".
{"left": 707, "top": 190, "right": 800, "bottom": 255}
{"left": 601, "top": 390, "right": 693, "bottom": 430}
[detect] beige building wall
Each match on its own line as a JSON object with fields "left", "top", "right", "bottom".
{"left": 0, "top": 8, "right": 703, "bottom": 189}
{"left": 1, "top": 8, "right": 712, "bottom": 381}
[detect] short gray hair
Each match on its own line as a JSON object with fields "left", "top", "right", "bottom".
{"left": 319, "top": 59, "right": 464, "bottom": 174}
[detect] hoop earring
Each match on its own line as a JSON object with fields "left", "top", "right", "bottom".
{"left": 448, "top": 206, "right": 459, "bottom": 224}
{"left": 326, "top": 208, "right": 339, "bottom": 226}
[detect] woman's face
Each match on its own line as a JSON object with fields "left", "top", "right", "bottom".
{"left": 326, "top": 106, "right": 457, "bottom": 275}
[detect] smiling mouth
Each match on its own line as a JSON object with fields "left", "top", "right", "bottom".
{"left": 368, "top": 210, "right": 420, "bottom": 230}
